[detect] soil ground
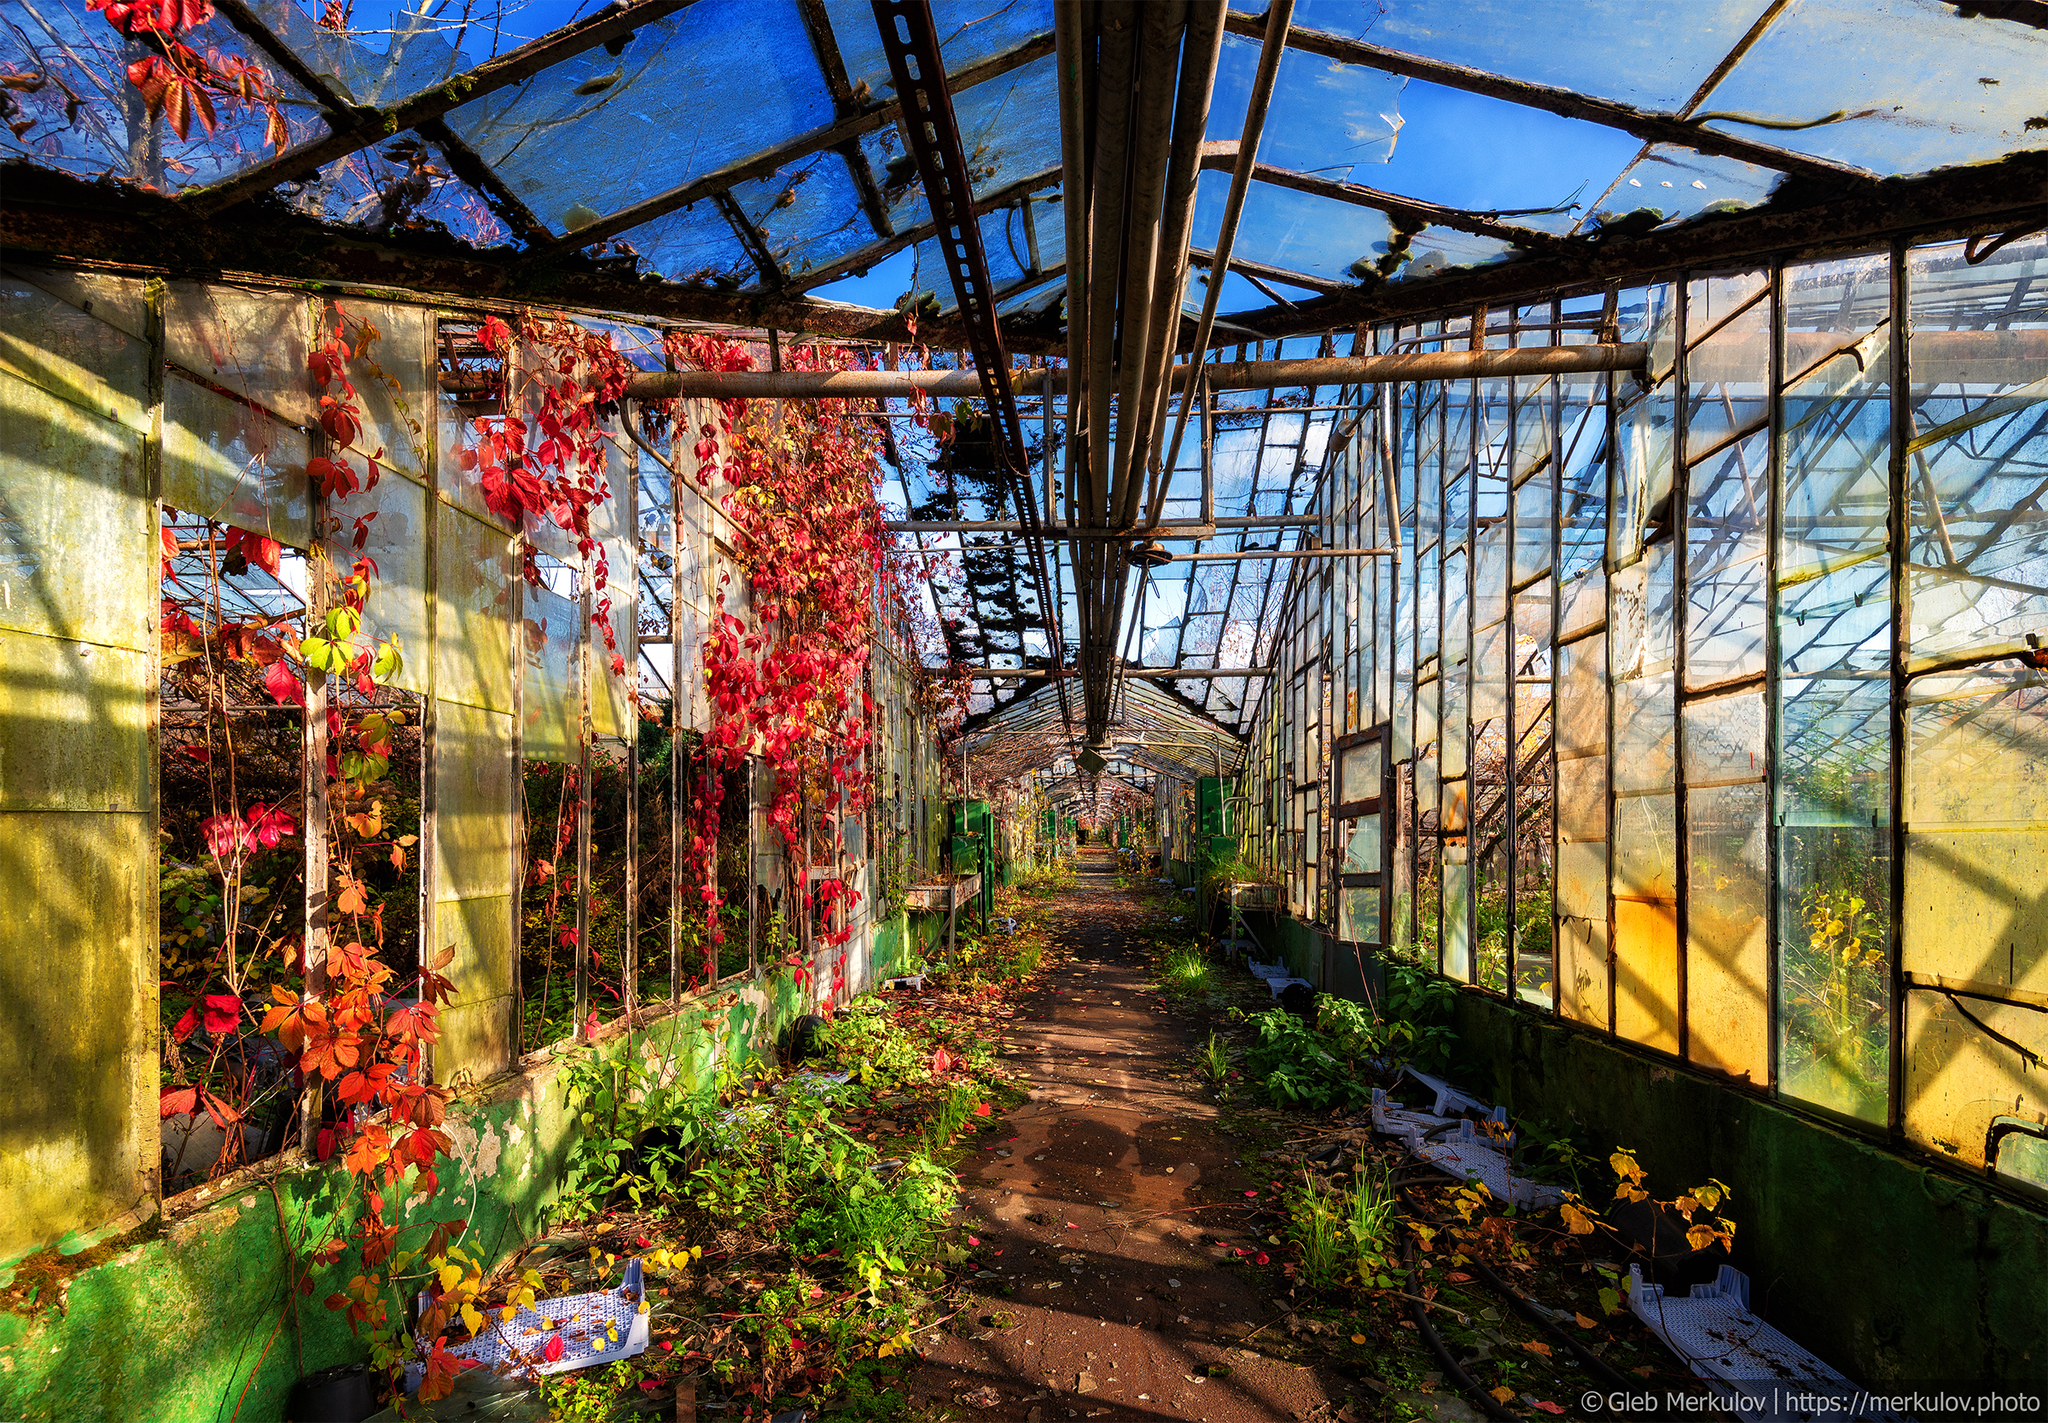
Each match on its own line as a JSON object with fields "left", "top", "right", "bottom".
{"left": 908, "top": 848, "right": 1354, "bottom": 1422}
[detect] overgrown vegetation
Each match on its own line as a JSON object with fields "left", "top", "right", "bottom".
{"left": 423, "top": 908, "right": 1055, "bottom": 1418}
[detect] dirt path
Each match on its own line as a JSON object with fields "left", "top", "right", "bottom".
{"left": 910, "top": 850, "right": 1352, "bottom": 1422}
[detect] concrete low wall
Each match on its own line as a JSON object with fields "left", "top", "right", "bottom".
{"left": 0, "top": 912, "right": 917, "bottom": 1422}
{"left": 1443, "top": 988, "right": 2047, "bottom": 1388}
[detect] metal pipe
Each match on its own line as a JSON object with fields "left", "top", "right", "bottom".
{"left": 1107, "top": 0, "right": 1188, "bottom": 525}
{"left": 614, "top": 342, "right": 1647, "bottom": 401}
{"left": 1154, "top": 0, "right": 1294, "bottom": 505}
{"left": 1128, "top": 0, "right": 1227, "bottom": 527}
{"left": 1172, "top": 547, "right": 1394, "bottom": 560}
{"left": 967, "top": 667, "right": 1273, "bottom": 680}
{"left": 1053, "top": 0, "right": 1091, "bottom": 530}
{"left": 884, "top": 514, "right": 1320, "bottom": 533}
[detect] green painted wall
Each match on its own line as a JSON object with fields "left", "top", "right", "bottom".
{"left": 1261, "top": 899, "right": 2045, "bottom": 1388}
{"left": 1444, "top": 989, "right": 2047, "bottom": 1386}
{"left": 0, "top": 915, "right": 917, "bottom": 1423}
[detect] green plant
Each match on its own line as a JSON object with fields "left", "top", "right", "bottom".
{"left": 1198, "top": 1031, "right": 1230, "bottom": 1084}
{"left": 1286, "top": 1163, "right": 1400, "bottom": 1293}
{"left": 1158, "top": 944, "right": 1220, "bottom": 997}
{"left": 540, "top": 1359, "right": 646, "bottom": 1422}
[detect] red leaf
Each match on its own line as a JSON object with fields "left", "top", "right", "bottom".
{"left": 172, "top": 1004, "right": 198, "bottom": 1042}
{"left": 1533, "top": 1404, "right": 1566, "bottom": 1416}
{"left": 263, "top": 659, "right": 304, "bottom": 706}
{"left": 159, "top": 1086, "right": 198, "bottom": 1118}
{"left": 541, "top": 1334, "right": 565, "bottom": 1364}
{"left": 203, "top": 993, "right": 240, "bottom": 1034}
{"left": 316, "top": 1126, "right": 336, "bottom": 1161}
{"left": 973, "top": 1102, "right": 991, "bottom": 1117}
{"left": 930, "top": 1046, "right": 954, "bottom": 1075}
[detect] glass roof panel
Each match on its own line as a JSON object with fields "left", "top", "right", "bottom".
{"left": 263, "top": 0, "right": 590, "bottom": 106}
{"left": 1195, "top": 173, "right": 1395, "bottom": 286}
{"left": 447, "top": 0, "right": 835, "bottom": 238}
{"left": 876, "top": 50, "right": 1062, "bottom": 234}
{"left": 613, "top": 203, "right": 756, "bottom": 286}
{"left": 1209, "top": 31, "right": 1403, "bottom": 177}
{"left": 1, "top": 0, "right": 330, "bottom": 191}
{"left": 290, "top": 138, "right": 513, "bottom": 244}
{"left": 824, "top": 0, "right": 1052, "bottom": 106}
{"left": 1581, "top": 143, "right": 1783, "bottom": 230}
{"left": 731, "top": 154, "right": 877, "bottom": 286}
{"left": 1691, "top": 0, "right": 2048, "bottom": 177}
{"left": 1287, "top": 0, "right": 1767, "bottom": 112}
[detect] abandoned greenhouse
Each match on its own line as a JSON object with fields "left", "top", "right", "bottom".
{"left": 1, "top": 0, "right": 2044, "bottom": 1417}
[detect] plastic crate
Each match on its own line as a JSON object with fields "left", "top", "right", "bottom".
{"left": 406, "top": 1258, "right": 649, "bottom": 1392}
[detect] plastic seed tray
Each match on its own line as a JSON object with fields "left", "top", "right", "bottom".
{"left": 405, "top": 1258, "right": 649, "bottom": 1392}
{"left": 1369, "top": 1083, "right": 1565, "bottom": 1209}
{"left": 1630, "top": 1266, "right": 1906, "bottom": 1423}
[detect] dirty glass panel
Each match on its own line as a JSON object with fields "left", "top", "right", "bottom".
{"left": 162, "top": 374, "right": 313, "bottom": 550}
{"left": 1691, "top": 0, "right": 2048, "bottom": 178}
{"left": 435, "top": 502, "right": 515, "bottom": 713}
{"left": 1557, "top": 630, "right": 1611, "bottom": 1029}
{"left": 1683, "top": 690, "right": 1768, "bottom": 1082}
{"left": 1341, "top": 886, "right": 1382, "bottom": 946}
{"left": 155, "top": 518, "right": 308, "bottom": 1190}
{"left": 436, "top": 318, "right": 517, "bottom": 532}
{"left": 328, "top": 468, "right": 430, "bottom": 698}
{"left": 1904, "top": 991, "right": 2048, "bottom": 1172}
{"left": 1612, "top": 542, "right": 1679, "bottom": 1052}
{"left": 1904, "top": 665, "right": 2048, "bottom": 997}
{"left": 522, "top": 580, "right": 581, "bottom": 764}
{"left": 1777, "top": 251, "right": 1892, "bottom": 1125}
{"left": 1557, "top": 362, "right": 1608, "bottom": 587}
{"left": 1287, "top": 0, "right": 1759, "bottom": 110}
{"left": 0, "top": 270, "right": 150, "bottom": 432}
{"left": 1684, "top": 272, "right": 1771, "bottom": 688}
{"left": 333, "top": 301, "right": 434, "bottom": 483}
{"left": 1441, "top": 546, "right": 1469, "bottom": 780}
{"left": 1601, "top": 146, "right": 1782, "bottom": 226}
{"left": 1338, "top": 738, "right": 1383, "bottom": 808}
{"left": 1513, "top": 586, "right": 1554, "bottom": 1008}
{"left": 447, "top": 0, "right": 833, "bottom": 239}
{"left": 1341, "top": 814, "right": 1382, "bottom": 875}
{"left": 1903, "top": 664, "right": 2047, "bottom": 1167}
{"left": 586, "top": 736, "right": 633, "bottom": 1024}
{"left": 1442, "top": 849, "right": 1471, "bottom": 984}
{"left": 1611, "top": 285, "right": 1677, "bottom": 570}
{"left": 1413, "top": 678, "right": 1440, "bottom": 970}
{"left": 164, "top": 284, "right": 315, "bottom": 427}
{"left": 0, "top": 372, "right": 152, "bottom": 651}
{"left": 0, "top": 809, "right": 152, "bottom": 1258}
{"left": 433, "top": 697, "right": 517, "bottom": 1082}
{"left": 1903, "top": 235, "right": 2048, "bottom": 667}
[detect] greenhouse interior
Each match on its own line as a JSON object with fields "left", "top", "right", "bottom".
{"left": 1, "top": 0, "right": 2044, "bottom": 1418}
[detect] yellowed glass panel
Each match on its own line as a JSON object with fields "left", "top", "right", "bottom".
{"left": 339, "top": 301, "right": 433, "bottom": 482}
{"left": 1558, "top": 840, "right": 1610, "bottom": 1029}
{"left": 0, "top": 630, "right": 150, "bottom": 813}
{"left": 435, "top": 503, "right": 514, "bottom": 713}
{"left": 523, "top": 583, "right": 583, "bottom": 764}
{"left": 162, "top": 281, "right": 313, "bottom": 426}
{"left": 1615, "top": 896, "right": 1679, "bottom": 1052}
{"left": 0, "top": 809, "right": 153, "bottom": 1261}
{"left": 330, "top": 471, "right": 431, "bottom": 697}
{"left": 433, "top": 897, "right": 515, "bottom": 1084}
{"left": 0, "top": 374, "right": 153, "bottom": 651}
{"left": 0, "top": 272, "right": 150, "bottom": 432}
{"left": 1904, "top": 991, "right": 2047, "bottom": 1170}
{"left": 161, "top": 374, "right": 313, "bottom": 549}
{"left": 433, "top": 699, "right": 517, "bottom": 904}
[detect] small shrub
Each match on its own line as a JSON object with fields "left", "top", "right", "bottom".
{"left": 1159, "top": 944, "right": 1220, "bottom": 997}
{"left": 1198, "top": 1031, "right": 1229, "bottom": 1084}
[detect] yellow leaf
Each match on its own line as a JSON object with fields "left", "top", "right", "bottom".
{"left": 437, "top": 1264, "right": 464, "bottom": 1293}
{"left": 500, "top": 1307, "right": 517, "bottom": 1322}
{"left": 1609, "top": 1150, "right": 1642, "bottom": 1181}
{"left": 1522, "top": 1340, "right": 1553, "bottom": 1357}
{"left": 460, "top": 1302, "right": 482, "bottom": 1334}
{"left": 1575, "top": 1313, "right": 1599, "bottom": 1329}
{"left": 1491, "top": 1387, "right": 1517, "bottom": 1404}
{"left": 1687, "top": 1224, "right": 1722, "bottom": 1251}
{"left": 1560, "top": 1202, "right": 1597, "bottom": 1236}
{"left": 877, "top": 1340, "right": 898, "bottom": 1359}
{"left": 1351, "top": 1334, "right": 1366, "bottom": 1345}
{"left": 1693, "top": 1182, "right": 1724, "bottom": 1211}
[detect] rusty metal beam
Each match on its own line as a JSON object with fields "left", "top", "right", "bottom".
{"left": 1203, "top": 152, "right": 2048, "bottom": 343}
{"left": 872, "top": 0, "right": 1069, "bottom": 729}
{"left": 416, "top": 117, "right": 555, "bottom": 247}
{"left": 1220, "top": 8, "right": 1872, "bottom": 186}
{"left": 0, "top": 163, "right": 1058, "bottom": 350}
{"left": 716, "top": 190, "right": 785, "bottom": 288}
{"left": 1196, "top": 141, "right": 1561, "bottom": 248}
{"left": 782, "top": 166, "right": 1062, "bottom": 294}
{"left": 1187, "top": 245, "right": 1348, "bottom": 297}
{"left": 615, "top": 340, "right": 1644, "bottom": 398}
{"left": 795, "top": 0, "right": 896, "bottom": 239}
{"left": 183, "top": 0, "right": 702, "bottom": 217}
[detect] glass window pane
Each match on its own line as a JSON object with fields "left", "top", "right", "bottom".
{"left": 1341, "top": 814, "right": 1382, "bottom": 874}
